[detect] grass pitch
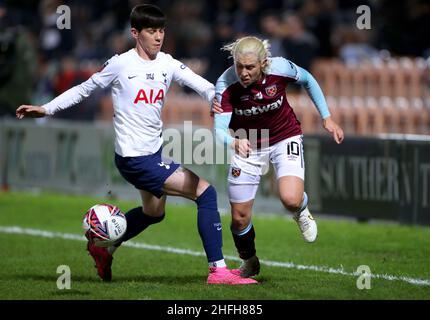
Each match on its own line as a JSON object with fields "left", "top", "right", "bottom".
{"left": 0, "top": 191, "right": 429, "bottom": 300}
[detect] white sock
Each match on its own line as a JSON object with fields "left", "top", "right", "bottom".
{"left": 209, "top": 259, "right": 226, "bottom": 268}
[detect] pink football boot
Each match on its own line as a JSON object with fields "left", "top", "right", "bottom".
{"left": 207, "top": 267, "right": 258, "bottom": 285}
{"left": 86, "top": 239, "right": 113, "bottom": 282}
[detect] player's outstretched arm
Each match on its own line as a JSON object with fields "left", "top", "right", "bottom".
{"left": 294, "top": 65, "right": 330, "bottom": 120}
{"left": 16, "top": 55, "right": 119, "bottom": 120}
{"left": 16, "top": 105, "right": 46, "bottom": 119}
{"left": 323, "top": 116, "right": 344, "bottom": 144}
{"left": 292, "top": 63, "right": 344, "bottom": 144}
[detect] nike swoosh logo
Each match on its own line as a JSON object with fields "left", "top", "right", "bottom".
{"left": 128, "top": 75, "right": 137, "bottom": 79}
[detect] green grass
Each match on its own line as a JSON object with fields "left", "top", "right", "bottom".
{"left": 1, "top": 191, "right": 430, "bottom": 300}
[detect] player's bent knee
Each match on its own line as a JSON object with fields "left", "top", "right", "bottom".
{"left": 280, "top": 194, "right": 303, "bottom": 212}
{"left": 231, "top": 208, "right": 250, "bottom": 220}
{"left": 195, "top": 185, "right": 217, "bottom": 207}
{"left": 231, "top": 217, "right": 251, "bottom": 231}
{"left": 201, "top": 184, "right": 217, "bottom": 197}
{"left": 196, "top": 180, "right": 212, "bottom": 198}
{"left": 231, "top": 208, "right": 252, "bottom": 230}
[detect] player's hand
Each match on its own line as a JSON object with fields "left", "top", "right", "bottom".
{"left": 16, "top": 105, "right": 46, "bottom": 119}
{"left": 234, "top": 138, "right": 252, "bottom": 158}
{"left": 210, "top": 98, "right": 223, "bottom": 117}
{"left": 323, "top": 117, "right": 344, "bottom": 144}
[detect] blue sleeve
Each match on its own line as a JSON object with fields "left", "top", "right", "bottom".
{"left": 215, "top": 67, "right": 236, "bottom": 102}
{"left": 295, "top": 66, "right": 331, "bottom": 119}
{"left": 214, "top": 113, "right": 234, "bottom": 146}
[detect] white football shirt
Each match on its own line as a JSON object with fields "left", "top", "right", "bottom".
{"left": 42, "top": 49, "right": 215, "bottom": 157}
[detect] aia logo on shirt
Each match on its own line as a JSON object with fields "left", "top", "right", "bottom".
{"left": 265, "top": 85, "right": 277, "bottom": 97}
{"left": 134, "top": 89, "right": 165, "bottom": 104}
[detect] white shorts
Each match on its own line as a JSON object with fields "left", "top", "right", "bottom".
{"left": 228, "top": 135, "right": 304, "bottom": 203}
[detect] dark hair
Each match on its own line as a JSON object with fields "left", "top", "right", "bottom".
{"left": 130, "top": 4, "right": 166, "bottom": 32}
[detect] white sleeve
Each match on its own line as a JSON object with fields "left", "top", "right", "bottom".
{"left": 42, "top": 55, "right": 120, "bottom": 115}
{"left": 91, "top": 54, "right": 120, "bottom": 88}
{"left": 171, "top": 58, "right": 215, "bottom": 103}
{"left": 42, "top": 77, "right": 100, "bottom": 115}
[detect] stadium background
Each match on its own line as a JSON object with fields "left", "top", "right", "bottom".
{"left": 1, "top": 0, "right": 429, "bottom": 224}
{"left": 0, "top": 0, "right": 430, "bottom": 302}
{"left": 0, "top": 0, "right": 429, "bottom": 124}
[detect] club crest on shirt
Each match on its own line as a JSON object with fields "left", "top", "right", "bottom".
{"left": 231, "top": 167, "right": 241, "bottom": 177}
{"left": 265, "top": 84, "right": 277, "bottom": 97}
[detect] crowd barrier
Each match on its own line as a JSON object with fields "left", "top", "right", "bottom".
{"left": 1, "top": 119, "right": 429, "bottom": 225}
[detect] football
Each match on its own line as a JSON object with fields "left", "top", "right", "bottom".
{"left": 83, "top": 204, "right": 127, "bottom": 247}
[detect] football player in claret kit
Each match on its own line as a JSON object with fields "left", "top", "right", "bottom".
{"left": 16, "top": 4, "right": 257, "bottom": 285}
{"left": 214, "top": 36, "right": 344, "bottom": 277}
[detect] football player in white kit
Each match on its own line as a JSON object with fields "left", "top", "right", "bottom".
{"left": 16, "top": 4, "right": 256, "bottom": 285}
{"left": 214, "top": 36, "right": 344, "bottom": 278}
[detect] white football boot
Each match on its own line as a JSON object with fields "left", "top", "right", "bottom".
{"left": 293, "top": 207, "right": 317, "bottom": 243}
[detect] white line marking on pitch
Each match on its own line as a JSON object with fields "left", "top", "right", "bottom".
{"left": 1, "top": 225, "right": 430, "bottom": 286}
